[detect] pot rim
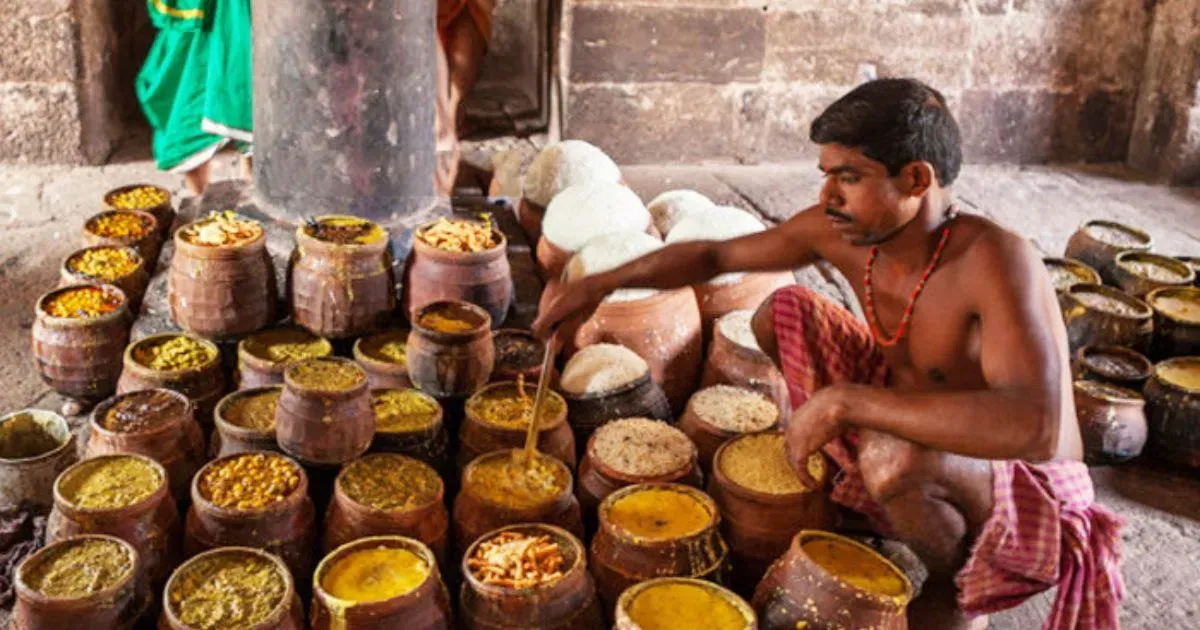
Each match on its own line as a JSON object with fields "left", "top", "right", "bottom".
{"left": 1075, "top": 345, "right": 1154, "bottom": 381}
{"left": 492, "top": 328, "right": 547, "bottom": 374}
{"left": 1043, "top": 256, "right": 1102, "bottom": 290}
{"left": 34, "top": 283, "right": 130, "bottom": 327}
{"left": 0, "top": 409, "right": 75, "bottom": 464}
{"left": 684, "top": 385, "right": 780, "bottom": 438}
{"left": 462, "top": 448, "right": 576, "bottom": 511}
{"left": 1151, "top": 357, "right": 1200, "bottom": 394}
{"left": 14, "top": 534, "right": 140, "bottom": 606}
{"left": 214, "top": 385, "right": 282, "bottom": 439}
{"left": 1065, "top": 283, "right": 1153, "bottom": 320}
{"left": 794, "top": 529, "right": 915, "bottom": 607}
{"left": 465, "top": 380, "right": 568, "bottom": 433}
{"left": 1075, "top": 219, "right": 1153, "bottom": 250}
{"left": 60, "top": 245, "right": 146, "bottom": 285}
{"left": 1114, "top": 251, "right": 1196, "bottom": 285}
{"left": 712, "top": 322, "right": 775, "bottom": 364}
{"left": 598, "top": 482, "right": 720, "bottom": 547}
{"left": 162, "top": 546, "right": 295, "bottom": 628}
{"left": 369, "top": 387, "right": 444, "bottom": 435}
{"left": 1072, "top": 379, "right": 1145, "bottom": 404}
{"left": 589, "top": 285, "right": 696, "bottom": 315}
{"left": 52, "top": 452, "right": 169, "bottom": 518}
{"left": 411, "top": 300, "right": 493, "bottom": 340}
{"left": 352, "top": 329, "right": 411, "bottom": 372}
{"left": 614, "top": 577, "right": 755, "bottom": 629}
{"left": 711, "top": 431, "right": 828, "bottom": 503}
{"left": 82, "top": 208, "right": 159, "bottom": 244}
{"left": 282, "top": 356, "right": 369, "bottom": 398}
{"left": 189, "top": 450, "right": 309, "bottom": 518}
{"left": 312, "top": 535, "right": 441, "bottom": 612}
{"left": 173, "top": 214, "right": 268, "bottom": 254}
{"left": 1145, "top": 286, "right": 1200, "bottom": 326}
{"left": 238, "top": 326, "right": 334, "bottom": 372}
{"left": 584, "top": 422, "right": 697, "bottom": 485}
{"left": 123, "top": 332, "right": 221, "bottom": 378}
{"left": 88, "top": 387, "right": 194, "bottom": 442}
{"left": 294, "top": 214, "right": 389, "bottom": 252}
{"left": 334, "top": 452, "right": 445, "bottom": 515}
{"left": 102, "top": 183, "right": 172, "bottom": 213}
{"left": 559, "top": 368, "right": 655, "bottom": 402}
{"left": 411, "top": 218, "right": 508, "bottom": 261}
{"left": 459, "top": 523, "right": 586, "bottom": 597}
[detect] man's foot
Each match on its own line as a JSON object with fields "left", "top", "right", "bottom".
{"left": 183, "top": 161, "right": 211, "bottom": 196}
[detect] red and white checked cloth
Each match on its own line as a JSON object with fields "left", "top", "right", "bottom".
{"left": 771, "top": 285, "right": 1126, "bottom": 630}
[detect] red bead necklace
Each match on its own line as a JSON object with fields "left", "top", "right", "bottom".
{"left": 863, "top": 211, "right": 957, "bottom": 347}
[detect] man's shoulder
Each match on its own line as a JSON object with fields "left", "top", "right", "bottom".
{"left": 953, "top": 213, "right": 1036, "bottom": 266}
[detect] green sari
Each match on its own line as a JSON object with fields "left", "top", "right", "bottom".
{"left": 136, "top": 0, "right": 252, "bottom": 173}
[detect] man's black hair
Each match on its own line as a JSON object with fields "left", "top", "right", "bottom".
{"left": 810, "top": 78, "right": 963, "bottom": 186}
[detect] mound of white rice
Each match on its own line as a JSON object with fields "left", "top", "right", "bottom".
{"left": 666, "top": 206, "right": 765, "bottom": 285}
{"left": 541, "top": 181, "right": 651, "bottom": 253}
{"left": 647, "top": 190, "right": 716, "bottom": 237}
{"left": 565, "top": 231, "right": 664, "bottom": 303}
{"left": 560, "top": 344, "right": 650, "bottom": 395}
{"left": 521, "top": 140, "right": 622, "bottom": 208}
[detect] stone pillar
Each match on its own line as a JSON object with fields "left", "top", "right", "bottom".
{"left": 253, "top": 0, "right": 438, "bottom": 224}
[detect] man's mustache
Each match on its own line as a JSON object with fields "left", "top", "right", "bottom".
{"left": 824, "top": 207, "right": 853, "bottom": 222}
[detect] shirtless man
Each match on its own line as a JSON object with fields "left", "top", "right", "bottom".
{"left": 533, "top": 78, "right": 1124, "bottom": 629}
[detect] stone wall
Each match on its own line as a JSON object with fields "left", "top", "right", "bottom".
{"left": 1, "top": 0, "right": 122, "bottom": 164}
{"left": 561, "top": 0, "right": 1156, "bottom": 166}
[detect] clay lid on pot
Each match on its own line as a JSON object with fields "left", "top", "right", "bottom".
{"left": 1044, "top": 258, "right": 1101, "bottom": 293}
{"left": 559, "top": 344, "right": 650, "bottom": 397}
{"left": 541, "top": 181, "right": 650, "bottom": 254}
{"left": 522, "top": 140, "right": 622, "bottom": 208}
{"left": 566, "top": 231, "right": 664, "bottom": 303}
{"left": 590, "top": 418, "right": 696, "bottom": 480}
{"left": 647, "top": 190, "right": 717, "bottom": 238}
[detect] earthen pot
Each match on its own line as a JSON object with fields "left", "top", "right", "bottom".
{"left": 367, "top": 389, "right": 452, "bottom": 474}
{"left": 1143, "top": 357, "right": 1200, "bottom": 469}
{"left": 32, "top": 283, "right": 132, "bottom": 403}
{"left": 82, "top": 209, "right": 161, "bottom": 267}
{"left": 693, "top": 272, "right": 793, "bottom": 342}
{"left": 1061, "top": 284, "right": 1154, "bottom": 354}
{"left": 236, "top": 326, "right": 334, "bottom": 390}
{"left": 1063, "top": 219, "right": 1152, "bottom": 283}
{"left": 276, "top": 357, "right": 374, "bottom": 466}
{"left": 310, "top": 536, "right": 453, "bottom": 630}
{"left": 212, "top": 386, "right": 283, "bottom": 457}
{"left": 573, "top": 287, "right": 703, "bottom": 414}
{"left": 1146, "top": 286, "right": 1200, "bottom": 360}
{"left": 184, "top": 451, "right": 317, "bottom": 580}
{"left": 453, "top": 449, "right": 585, "bottom": 553}
{"left": 459, "top": 381, "right": 576, "bottom": 471}
{"left": 288, "top": 215, "right": 395, "bottom": 339}
{"left": 405, "top": 219, "right": 513, "bottom": 327}
{"left": 589, "top": 483, "right": 729, "bottom": 612}
{"left": 85, "top": 388, "right": 207, "bottom": 503}
{"left": 160, "top": 547, "right": 305, "bottom": 630}
{"left": 59, "top": 245, "right": 151, "bottom": 313}
{"left": 560, "top": 372, "right": 672, "bottom": 449}
{"left": 701, "top": 318, "right": 791, "bottom": 418}
{"left": 1110, "top": 251, "right": 1196, "bottom": 299}
{"left": 117, "top": 332, "right": 226, "bottom": 431}
{"left": 353, "top": 329, "right": 413, "bottom": 389}
{"left": 459, "top": 524, "right": 605, "bottom": 630}
{"left": 0, "top": 410, "right": 76, "bottom": 513}
{"left": 1073, "top": 345, "right": 1154, "bottom": 391}
{"left": 535, "top": 237, "right": 574, "bottom": 283}
{"left": 407, "top": 300, "right": 496, "bottom": 398}
{"left": 678, "top": 386, "right": 780, "bottom": 472}
{"left": 12, "top": 535, "right": 147, "bottom": 630}
{"left": 614, "top": 577, "right": 756, "bottom": 630}
{"left": 47, "top": 454, "right": 180, "bottom": 593}
{"left": 1175, "top": 256, "right": 1200, "bottom": 286}
{"left": 752, "top": 530, "right": 913, "bottom": 630}
{"left": 103, "top": 183, "right": 174, "bottom": 244}
{"left": 322, "top": 454, "right": 450, "bottom": 565}
{"left": 1044, "top": 257, "right": 1102, "bottom": 295}
{"left": 518, "top": 198, "right": 546, "bottom": 246}
{"left": 492, "top": 329, "right": 553, "bottom": 384}
{"left": 1072, "top": 380, "right": 1147, "bottom": 465}
{"left": 168, "top": 217, "right": 278, "bottom": 339}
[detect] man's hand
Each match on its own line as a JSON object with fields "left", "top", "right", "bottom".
{"left": 532, "top": 278, "right": 605, "bottom": 341}
{"left": 785, "top": 386, "right": 849, "bottom": 488}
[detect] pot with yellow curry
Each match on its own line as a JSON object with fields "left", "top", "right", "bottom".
{"left": 1144, "top": 357, "right": 1200, "bottom": 469}
{"left": 1147, "top": 287, "right": 1200, "bottom": 359}
{"left": 311, "top": 536, "right": 452, "bottom": 630}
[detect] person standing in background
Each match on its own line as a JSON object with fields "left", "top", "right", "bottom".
{"left": 436, "top": 0, "right": 496, "bottom": 197}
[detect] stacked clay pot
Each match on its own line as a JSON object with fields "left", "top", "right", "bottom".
{"left": 117, "top": 332, "right": 226, "bottom": 429}
{"left": 289, "top": 215, "right": 395, "bottom": 339}
{"left": 212, "top": 386, "right": 283, "bottom": 457}
{"left": 1061, "top": 284, "right": 1154, "bottom": 354}
{"left": 353, "top": 329, "right": 413, "bottom": 389}
{"left": 82, "top": 209, "right": 161, "bottom": 266}
{"left": 1064, "top": 219, "right": 1153, "bottom": 283}
{"left": 406, "top": 301, "right": 496, "bottom": 398}
{"left": 701, "top": 309, "right": 791, "bottom": 416}
{"left": 59, "top": 246, "right": 150, "bottom": 312}
{"left": 32, "top": 284, "right": 132, "bottom": 404}
{"left": 558, "top": 344, "right": 673, "bottom": 448}
{"left": 1072, "top": 380, "right": 1147, "bottom": 465}
{"left": 236, "top": 326, "right": 334, "bottom": 389}
{"left": 405, "top": 216, "right": 513, "bottom": 327}
{"left": 277, "top": 357, "right": 374, "bottom": 467}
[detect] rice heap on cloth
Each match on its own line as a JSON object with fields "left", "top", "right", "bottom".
{"left": 566, "top": 231, "right": 664, "bottom": 303}
{"left": 716, "top": 309, "right": 761, "bottom": 351}
{"left": 647, "top": 190, "right": 717, "bottom": 237}
{"left": 522, "top": 140, "right": 623, "bottom": 207}
{"left": 666, "top": 206, "right": 765, "bottom": 285}
{"left": 541, "top": 181, "right": 651, "bottom": 254}
{"left": 559, "top": 344, "right": 650, "bottom": 395}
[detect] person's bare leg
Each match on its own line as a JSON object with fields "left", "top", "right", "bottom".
{"left": 443, "top": 15, "right": 488, "bottom": 137}
{"left": 183, "top": 160, "right": 211, "bottom": 196}
{"left": 857, "top": 429, "right": 994, "bottom": 630}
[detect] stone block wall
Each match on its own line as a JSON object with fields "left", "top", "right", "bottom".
{"left": 561, "top": 0, "right": 1156, "bottom": 165}
{"left": 1, "top": 0, "right": 122, "bottom": 164}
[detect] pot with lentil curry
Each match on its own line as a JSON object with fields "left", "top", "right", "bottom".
{"left": 277, "top": 357, "right": 374, "bottom": 466}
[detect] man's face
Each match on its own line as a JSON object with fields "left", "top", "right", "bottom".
{"left": 818, "top": 144, "right": 919, "bottom": 246}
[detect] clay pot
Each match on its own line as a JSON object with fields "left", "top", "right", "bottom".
{"left": 236, "top": 326, "right": 334, "bottom": 390}
{"left": 288, "top": 215, "right": 396, "bottom": 339}
{"left": 1110, "top": 251, "right": 1196, "bottom": 299}
{"left": 1072, "top": 380, "right": 1148, "bottom": 465}
{"left": 85, "top": 389, "right": 207, "bottom": 503}
{"left": 573, "top": 287, "right": 703, "bottom": 414}
{"left": 59, "top": 246, "right": 151, "bottom": 313}
{"left": 752, "top": 530, "right": 913, "bottom": 630}
{"left": 459, "top": 524, "right": 605, "bottom": 630}
{"left": 1146, "top": 287, "right": 1200, "bottom": 360}
{"left": 12, "top": 535, "right": 147, "bottom": 630}
{"left": 1073, "top": 345, "right": 1154, "bottom": 391}
{"left": 693, "top": 272, "right": 793, "bottom": 341}
{"left": 561, "top": 372, "right": 672, "bottom": 448}
{"left": 1144, "top": 357, "right": 1200, "bottom": 469}
{"left": 679, "top": 387, "right": 780, "bottom": 473}
{"left": 168, "top": 219, "right": 278, "bottom": 339}
{"left": 368, "top": 389, "right": 451, "bottom": 472}
{"left": 518, "top": 198, "right": 546, "bottom": 246}
{"left": 322, "top": 454, "right": 450, "bottom": 564}
{"left": 160, "top": 547, "right": 305, "bottom": 630}
{"left": 117, "top": 333, "right": 226, "bottom": 431}
{"left": 701, "top": 320, "right": 791, "bottom": 417}
{"left": 492, "top": 329, "right": 552, "bottom": 384}
{"left": 535, "top": 237, "right": 572, "bottom": 283}
{"left": 407, "top": 301, "right": 496, "bottom": 397}
{"left": 589, "top": 483, "right": 729, "bottom": 612}
{"left": 311, "top": 536, "right": 453, "bottom": 630}
{"left": 82, "top": 209, "right": 161, "bottom": 266}
{"left": 1176, "top": 256, "right": 1200, "bottom": 286}
{"left": 276, "top": 358, "right": 374, "bottom": 466}
{"left": 613, "top": 578, "right": 756, "bottom": 630}
{"left": 46, "top": 455, "right": 180, "bottom": 592}
{"left": 212, "top": 386, "right": 283, "bottom": 457}
{"left": 103, "top": 183, "right": 174, "bottom": 243}
{"left": 453, "top": 450, "right": 585, "bottom": 552}
{"left": 353, "top": 329, "right": 413, "bottom": 389}
{"left": 32, "top": 284, "right": 132, "bottom": 403}
{"left": 1044, "top": 257, "right": 1102, "bottom": 294}
{"left": 1064, "top": 219, "right": 1153, "bottom": 283}
{"left": 184, "top": 451, "right": 317, "bottom": 580}
{"left": 459, "top": 382, "right": 576, "bottom": 471}
{"left": 1062, "top": 284, "right": 1154, "bottom": 354}
{"left": 0, "top": 410, "right": 77, "bottom": 513}
{"left": 405, "top": 219, "right": 513, "bottom": 327}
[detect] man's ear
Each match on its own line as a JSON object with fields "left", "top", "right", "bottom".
{"left": 898, "top": 161, "right": 936, "bottom": 197}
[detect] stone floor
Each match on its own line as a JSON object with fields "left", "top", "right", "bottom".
{"left": 2, "top": 151, "right": 1200, "bottom": 629}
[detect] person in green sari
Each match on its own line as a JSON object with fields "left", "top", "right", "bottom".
{"left": 136, "top": 0, "right": 252, "bottom": 195}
